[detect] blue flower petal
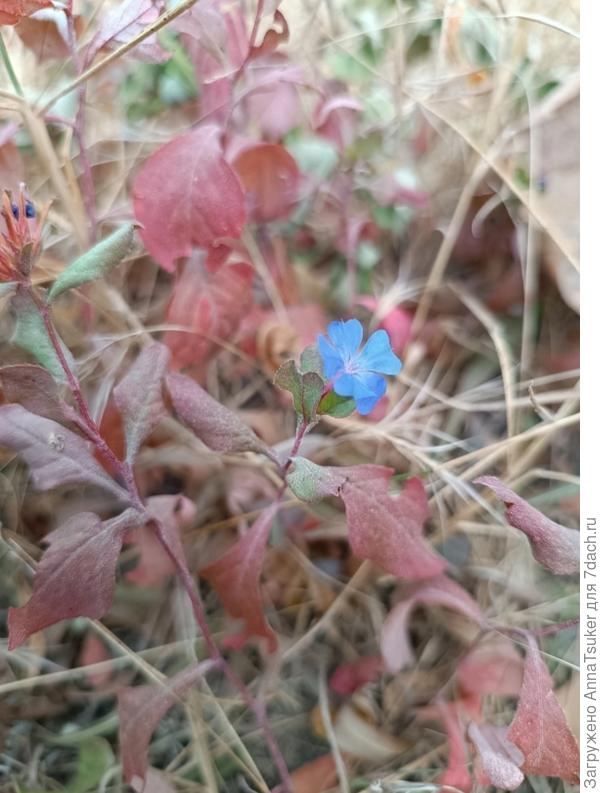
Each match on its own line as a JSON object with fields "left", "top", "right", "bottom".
{"left": 332, "top": 372, "right": 356, "bottom": 397}
{"left": 352, "top": 372, "right": 386, "bottom": 401}
{"left": 354, "top": 375, "right": 386, "bottom": 414}
{"left": 326, "top": 319, "right": 363, "bottom": 360}
{"left": 358, "top": 329, "right": 402, "bottom": 375}
{"left": 318, "top": 334, "right": 344, "bottom": 379}
{"left": 355, "top": 393, "right": 383, "bottom": 415}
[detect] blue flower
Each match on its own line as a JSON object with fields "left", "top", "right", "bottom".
{"left": 317, "top": 318, "right": 402, "bottom": 415}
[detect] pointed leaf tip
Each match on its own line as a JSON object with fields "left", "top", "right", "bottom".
{"left": 476, "top": 476, "right": 579, "bottom": 574}
{"left": 166, "top": 372, "right": 270, "bottom": 456}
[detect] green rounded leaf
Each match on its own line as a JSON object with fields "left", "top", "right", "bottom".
{"left": 47, "top": 224, "right": 135, "bottom": 303}
{"left": 317, "top": 390, "right": 356, "bottom": 418}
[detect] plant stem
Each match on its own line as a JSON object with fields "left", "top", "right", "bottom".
{"left": 283, "top": 419, "right": 309, "bottom": 474}
{"left": 154, "top": 519, "right": 293, "bottom": 793}
{"left": 28, "top": 287, "right": 127, "bottom": 476}
{"left": 30, "top": 286, "right": 292, "bottom": 791}
{"left": 0, "top": 32, "right": 24, "bottom": 98}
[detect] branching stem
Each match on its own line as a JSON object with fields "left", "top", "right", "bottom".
{"left": 29, "top": 284, "right": 293, "bottom": 792}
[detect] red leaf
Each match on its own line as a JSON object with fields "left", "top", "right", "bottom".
{"left": 163, "top": 259, "right": 254, "bottom": 367}
{"left": 381, "top": 575, "right": 484, "bottom": 672}
{"left": 119, "top": 661, "right": 216, "bottom": 792}
{"left": 0, "top": 0, "right": 51, "bottom": 26}
{"left": 507, "top": 633, "right": 579, "bottom": 782}
{"left": 468, "top": 723, "right": 524, "bottom": 790}
{"left": 329, "top": 655, "right": 383, "bottom": 696}
{"left": 0, "top": 363, "right": 71, "bottom": 424}
{"left": 341, "top": 474, "right": 447, "bottom": 581}
{"left": 113, "top": 342, "right": 170, "bottom": 462}
{"left": 458, "top": 636, "right": 523, "bottom": 697}
{"left": 8, "top": 509, "right": 140, "bottom": 650}
{"left": 437, "top": 700, "right": 472, "bottom": 791}
{"left": 126, "top": 494, "right": 196, "bottom": 587}
{"left": 200, "top": 503, "right": 279, "bottom": 649}
{"left": 87, "top": 0, "right": 169, "bottom": 64}
{"left": 0, "top": 404, "right": 128, "bottom": 501}
{"left": 133, "top": 125, "right": 246, "bottom": 272}
{"left": 475, "top": 476, "right": 579, "bottom": 574}
{"left": 166, "top": 372, "right": 270, "bottom": 456}
{"left": 232, "top": 143, "right": 300, "bottom": 223}
{"left": 287, "top": 460, "right": 445, "bottom": 580}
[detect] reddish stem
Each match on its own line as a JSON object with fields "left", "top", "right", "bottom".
{"left": 29, "top": 286, "right": 292, "bottom": 792}
{"left": 154, "top": 519, "right": 293, "bottom": 792}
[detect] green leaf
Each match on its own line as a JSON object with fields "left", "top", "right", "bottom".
{"left": 300, "top": 371, "right": 325, "bottom": 420}
{"left": 10, "top": 289, "right": 74, "bottom": 383}
{"left": 299, "top": 344, "right": 324, "bottom": 375}
{"left": 274, "top": 360, "right": 325, "bottom": 422}
{"left": 287, "top": 457, "right": 345, "bottom": 502}
{"left": 317, "top": 390, "right": 356, "bottom": 418}
{"left": 47, "top": 224, "right": 135, "bottom": 303}
{"left": 23, "top": 737, "right": 113, "bottom": 793}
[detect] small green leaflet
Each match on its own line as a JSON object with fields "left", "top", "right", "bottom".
{"left": 47, "top": 224, "right": 135, "bottom": 303}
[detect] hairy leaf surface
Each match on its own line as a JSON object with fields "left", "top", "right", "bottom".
{"left": 8, "top": 509, "right": 140, "bottom": 649}
{"left": 113, "top": 342, "right": 170, "bottom": 462}
{"left": 0, "top": 404, "right": 128, "bottom": 500}
{"left": 166, "top": 372, "right": 270, "bottom": 456}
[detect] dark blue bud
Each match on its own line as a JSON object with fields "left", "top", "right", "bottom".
{"left": 10, "top": 200, "right": 35, "bottom": 220}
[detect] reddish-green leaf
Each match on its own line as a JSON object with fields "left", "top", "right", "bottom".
{"left": 507, "top": 633, "right": 579, "bottom": 782}
{"left": 0, "top": 363, "right": 70, "bottom": 424}
{"left": 8, "top": 509, "right": 140, "bottom": 649}
{"left": 133, "top": 125, "right": 246, "bottom": 272}
{"left": 113, "top": 342, "right": 170, "bottom": 462}
{"left": 119, "top": 661, "right": 216, "bottom": 792}
{"left": 287, "top": 459, "right": 445, "bottom": 580}
{"left": 0, "top": 404, "right": 128, "bottom": 501}
{"left": 200, "top": 503, "right": 279, "bottom": 649}
{"left": 166, "top": 372, "right": 270, "bottom": 456}
{"left": 476, "top": 476, "right": 579, "bottom": 574}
